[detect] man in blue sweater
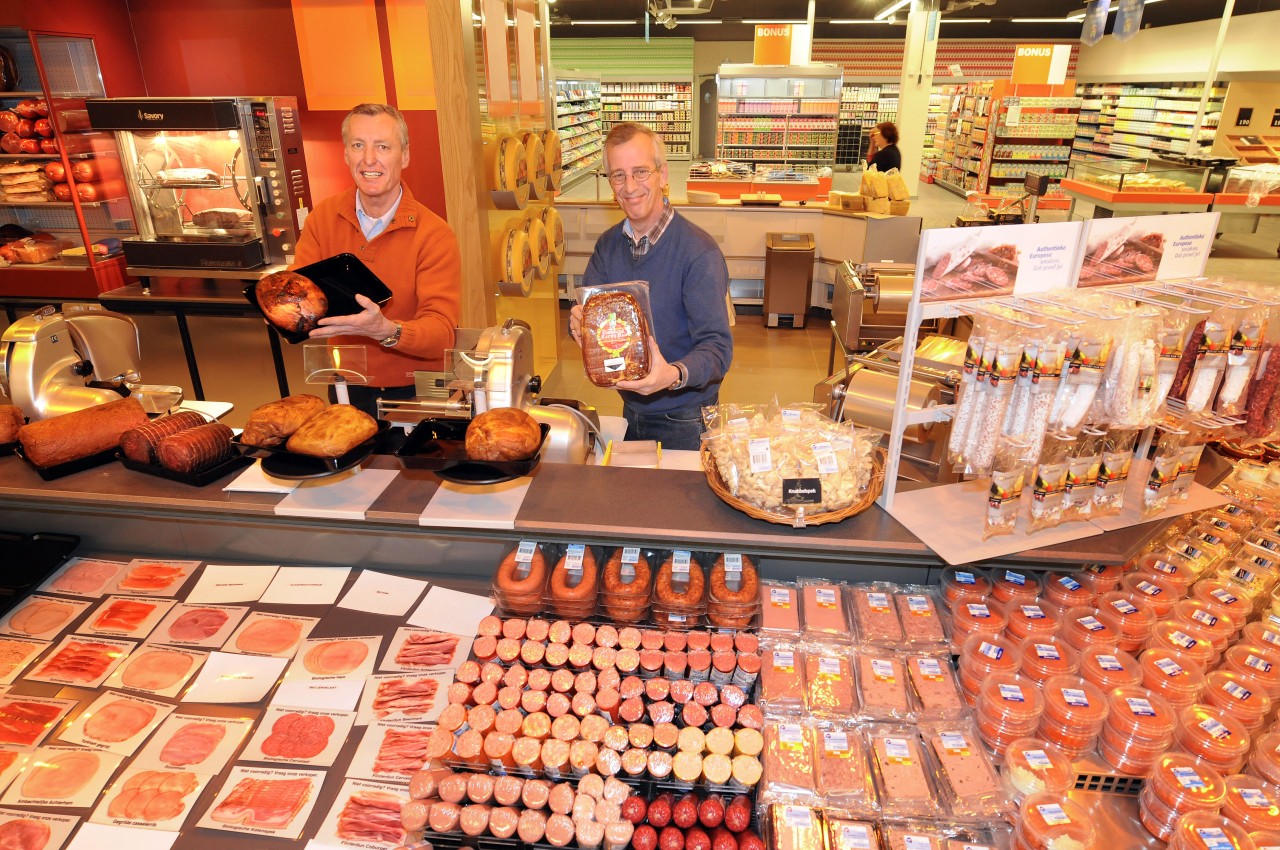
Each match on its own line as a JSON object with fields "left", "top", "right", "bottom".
{"left": 569, "top": 123, "right": 733, "bottom": 451}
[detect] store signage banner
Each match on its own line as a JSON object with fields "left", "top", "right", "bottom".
{"left": 482, "top": 0, "right": 515, "bottom": 116}
{"left": 753, "top": 24, "right": 793, "bottom": 65}
{"left": 1010, "top": 44, "right": 1071, "bottom": 86}
{"left": 1080, "top": 0, "right": 1110, "bottom": 47}
{"left": 1077, "top": 213, "right": 1222, "bottom": 286}
{"left": 1114, "top": 0, "right": 1144, "bottom": 42}
{"left": 915, "top": 220, "right": 1085, "bottom": 303}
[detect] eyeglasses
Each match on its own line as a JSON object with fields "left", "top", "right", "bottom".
{"left": 606, "top": 167, "right": 656, "bottom": 187}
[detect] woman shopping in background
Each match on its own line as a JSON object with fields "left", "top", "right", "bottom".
{"left": 865, "top": 121, "right": 901, "bottom": 172}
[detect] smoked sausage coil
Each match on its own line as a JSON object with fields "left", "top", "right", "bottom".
{"left": 120, "top": 411, "right": 206, "bottom": 463}
{"left": 708, "top": 555, "right": 758, "bottom": 604}
{"left": 157, "top": 422, "right": 234, "bottom": 473}
{"left": 653, "top": 558, "right": 706, "bottom": 607}
{"left": 602, "top": 549, "right": 651, "bottom": 595}
{"left": 549, "top": 547, "right": 598, "bottom": 617}
{"left": 494, "top": 545, "right": 549, "bottom": 614}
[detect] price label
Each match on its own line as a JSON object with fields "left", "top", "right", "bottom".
{"left": 1247, "top": 654, "right": 1274, "bottom": 673}
{"left": 1023, "top": 749, "right": 1052, "bottom": 768}
{"left": 1223, "top": 680, "right": 1253, "bottom": 702}
{"left": 883, "top": 737, "right": 912, "bottom": 764}
{"left": 904, "top": 837, "right": 933, "bottom": 850}
{"left": 914, "top": 657, "right": 944, "bottom": 680}
{"left": 906, "top": 595, "right": 932, "bottom": 615}
{"left": 781, "top": 408, "right": 802, "bottom": 424}
{"left": 723, "top": 553, "right": 743, "bottom": 573}
{"left": 1240, "top": 788, "right": 1273, "bottom": 809}
{"left": 728, "top": 416, "right": 749, "bottom": 431}
{"left": 822, "top": 730, "right": 850, "bottom": 756}
{"left": 1021, "top": 605, "right": 1047, "bottom": 620}
{"left": 817, "top": 657, "right": 842, "bottom": 677}
{"left": 1034, "top": 643, "right": 1060, "bottom": 661}
{"left": 671, "top": 550, "right": 691, "bottom": 575}
{"left": 514, "top": 540, "right": 537, "bottom": 563}
{"left": 773, "top": 650, "right": 795, "bottom": 672}
{"left": 1036, "top": 803, "right": 1071, "bottom": 826}
{"left": 841, "top": 824, "right": 873, "bottom": 850}
{"left": 778, "top": 724, "right": 804, "bottom": 747}
{"left": 1110, "top": 599, "right": 1139, "bottom": 615}
{"left": 815, "top": 588, "right": 838, "bottom": 608}
{"left": 620, "top": 547, "right": 640, "bottom": 565}
{"left": 1058, "top": 575, "right": 1082, "bottom": 591}
{"left": 811, "top": 441, "right": 839, "bottom": 475}
{"left": 782, "top": 806, "right": 812, "bottom": 829}
{"left": 565, "top": 544, "right": 585, "bottom": 572}
{"left": 1155, "top": 657, "right": 1185, "bottom": 677}
{"left": 867, "top": 592, "right": 891, "bottom": 612}
{"left": 955, "top": 571, "right": 976, "bottom": 585}
{"left": 1191, "top": 609, "right": 1219, "bottom": 627}
{"left": 1136, "top": 580, "right": 1163, "bottom": 596}
{"left": 978, "top": 641, "right": 1004, "bottom": 660}
{"left": 999, "top": 684, "right": 1025, "bottom": 703}
{"left": 1262, "top": 629, "right": 1280, "bottom": 647}
{"left": 1211, "top": 588, "right": 1240, "bottom": 605}
{"left": 938, "top": 731, "right": 970, "bottom": 755}
{"left": 1096, "top": 654, "right": 1123, "bottom": 672}
{"left": 1172, "top": 766, "right": 1206, "bottom": 789}
{"left": 1169, "top": 630, "right": 1198, "bottom": 650}
{"left": 967, "top": 603, "right": 991, "bottom": 619}
{"left": 1199, "top": 718, "right": 1233, "bottom": 740}
{"left": 1197, "top": 828, "right": 1234, "bottom": 850}
{"left": 1004, "top": 570, "right": 1027, "bottom": 586}
{"left": 1076, "top": 615, "right": 1105, "bottom": 632}
{"left": 1127, "top": 697, "right": 1156, "bottom": 717}
{"left": 769, "top": 587, "right": 792, "bottom": 608}
{"left": 667, "top": 612, "right": 687, "bottom": 624}
{"left": 748, "top": 438, "right": 773, "bottom": 473}
{"left": 871, "top": 658, "right": 896, "bottom": 682}
{"left": 1062, "top": 687, "right": 1090, "bottom": 707}
{"left": 1151, "top": 559, "right": 1178, "bottom": 574}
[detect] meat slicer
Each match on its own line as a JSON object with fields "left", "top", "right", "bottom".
{"left": 376, "top": 318, "right": 598, "bottom": 463}
{"left": 1, "top": 305, "right": 149, "bottom": 421}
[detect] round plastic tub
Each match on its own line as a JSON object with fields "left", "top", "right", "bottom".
{"left": 959, "top": 632, "right": 1022, "bottom": 698}
{"left": 992, "top": 569, "right": 1043, "bottom": 605}
{"left": 940, "top": 566, "right": 991, "bottom": 610}
{"left": 1172, "top": 599, "right": 1238, "bottom": 651}
{"left": 1001, "top": 738, "right": 1074, "bottom": 805}
{"left": 1166, "top": 810, "right": 1255, "bottom": 850}
{"left": 1224, "top": 644, "right": 1280, "bottom": 700}
{"left": 1202, "top": 670, "right": 1273, "bottom": 733}
{"left": 1174, "top": 703, "right": 1252, "bottom": 775}
{"left": 1216, "top": 559, "right": 1276, "bottom": 602}
{"left": 976, "top": 672, "right": 1046, "bottom": 756}
{"left": 1018, "top": 635, "right": 1080, "bottom": 685}
{"left": 1096, "top": 590, "right": 1157, "bottom": 652}
{"left": 1042, "top": 572, "right": 1095, "bottom": 612}
{"left": 1099, "top": 686, "right": 1178, "bottom": 776}
{"left": 1038, "top": 674, "right": 1109, "bottom": 758}
{"left": 1078, "top": 564, "right": 1125, "bottom": 596}
{"left": 1192, "top": 580, "right": 1252, "bottom": 632}
{"left": 1248, "top": 830, "right": 1280, "bottom": 850}
{"left": 1241, "top": 623, "right": 1280, "bottom": 664}
{"left": 1121, "top": 571, "right": 1182, "bottom": 618}
{"left": 1015, "top": 792, "right": 1095, "bottom": 850}
{"left": 1149, "top": 620, "right": 1218, "bottom": 669}
{"left": 1135, "top": 551, "right": 1200, "bottom": 593}
{"left": 1222, "top": 774, "right": 1280, "bottom": 834}
{"left": 1006, "top": 602, "right": 1062, "bottom": 643}
{"left": 1078, "top": 645, "right": 1142, "bottom": 692}
{"left": 1059, "top": 605, "right": 1123, "bottom": 652}
{"left": 1139, "top": 753, "right": 1227, "bottom": 842}
{"left": 1139, "top": 648, "right": 1207, "bottom": 710}
{"left": 950, "top": 598, "right": 1009, "bottom": 652}
{"left": 1248, "top": 732, "right": 1280, "bottom": 786}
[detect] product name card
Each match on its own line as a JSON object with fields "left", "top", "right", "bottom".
{"left": 782, "top": 478, "right": 822, "bottom": 506}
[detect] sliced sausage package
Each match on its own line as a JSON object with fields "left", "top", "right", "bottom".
{"left": 892, "top": 585, "right": 949, "bottom": 649}
{"left": 799, "top": 579, "right": 852, "bottom": 641}
{"left": 759, "top": 641, "right": 806, "bottom": 714}
{"left": 576, "top": 281, "right": 655, "bottom": 387}
{"left": 865, "top": 724, "right": 943, "bottom": 821}
{"left": 849, "top": 583, "right": 905, "bottom": 648}
{"left": 826, "top": 818, "right": 883, "bottom": 850}
{"left": 801, "top": 641, "right": 856, "bottom": 718}
{"left": 813, "top": 720, "right": 878, "bottom": 818}
{"left": 854, "top": 650, "right": 916, "bottom": 723}
{"left": 919, "top": 718, "right": 1011, "bottom": 823}
{"left": 905, "top": 653, "right": 967, "bottom": 721}
{"left": 760, "top": 720, "right": 819, "bottom": 805}
{"left": 761, "top": 580, "right": 802, "bottom": 635}
{"left": 767, "top": 803, "right": 825, "bottom": 850}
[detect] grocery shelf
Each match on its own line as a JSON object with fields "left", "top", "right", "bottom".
{"left": 600, "top": 78, "right": 692, "bottom": 161}
{"left": 554, "top": 73, "right": 604, "bottom": 183}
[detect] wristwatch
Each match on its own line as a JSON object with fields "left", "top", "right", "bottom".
{"left": 669, "top": 361, "right": 688, "bottom": 391}
{"left": 379, "top": 323, "right": 402, "bottom": 348}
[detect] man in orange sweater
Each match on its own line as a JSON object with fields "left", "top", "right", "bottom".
{"left": 293, "top": 103, "right": 461, "bottom": 417}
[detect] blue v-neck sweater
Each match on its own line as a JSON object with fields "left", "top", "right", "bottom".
{"left": 583, "top": 211, "right": 733, "bottom": 415}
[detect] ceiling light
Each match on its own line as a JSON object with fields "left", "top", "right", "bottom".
{"left": 1011, "top": 18, "right": 1077, "bottom": 23}
{"left": 829, "top": 19, "right": 884, "bottom": 24}
{"left": 742, "top": 19, "right": 807, "bottom": 24}
{"left": 676, "top": 18, "right": 723, "bottom": 23}
{"left": 569, "top": 19, "right": 638, "bottom": 24}
{"left": 940, "top": 18, "right": 991, "bottom": 23}
{"left": 874, "top": 0, "right": 913, "bottom": 21}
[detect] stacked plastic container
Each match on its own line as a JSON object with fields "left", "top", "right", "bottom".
{"left": 1078, "top": 644, "right": 1143, "bottom": 691}
{"left": 1006, "top": 601, "right": 1062, "bottom": 642}
{"left": 1222, "top": 774, "right": 1280, "bottom": 835}
{"left": 1096, "top": 589, "right": 1158, "bottom": 652}
{"left": 1121, "top": 571, "right": 1180, "bottom": 617}
{"left": 1040, "top": 572, "right": 1095, "bottom": 618}
{"left": 1059, "top": 605, "right": 1123, "bottom": 653}
{"left": 949, "top": 598, "right": 1009, "bottom": 653}
{"left": 1017, "top": 635, "right": 1080, "bottom": 685}
{"left": 1172, "top": 599, "right": 1238, "bottom": 653}
{"left": 1175, "top": 703, "right": 1252, "bottom": 775}
{"left": 958, "top": 633, "right": 1021, "bottom": 706}
{"left": 1140, "top": 648, "right": 1209, "bottom": 710}
{"left": 976, "top": 672, "right": 1046, "bottom": 757}
{"left": 1149, "top": 620, "right": 1219, "bottom": 668}
{"left": 1225, "top": 644, "right": 1280, "bottom": 703}
{"left": 1167, "top": 811, "right": 1257, "bottom": 850}
{"left": 1138, "top": 752, "right": 1227, "bottom": 842}
{"left": 1013, "top": 792, "right": 1095, "bottom": 850}
{"left": 1000, "top": 738, "right": 1075, "bottom": 804}
{"left": 1099, "top": 686, "right": 1179, "bottom": 775}
{"left": 1037, "top": 674, "right": 1109, "bottom": 759}
{"left": 1203, "top": 670, "right": 1274, "bottom": 733}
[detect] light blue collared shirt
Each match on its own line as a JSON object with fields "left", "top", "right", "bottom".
{"left": 356, "top": 186, "right": 403, "bottom": 241}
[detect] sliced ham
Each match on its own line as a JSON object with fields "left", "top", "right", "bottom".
{"left": 49, "top": 560, "right": 118, "bottom": 594}
{"left": 235, "top": 619, "right": 303, "bottom": 655}
{"left": 372, "top": 728, "right": 432, "bottom": 775}
{"left": 0, "top": 702, "right": 63, "bottom": 746}
{"left": 373, "top": 678, "right": 439, "bottom": 718}
{"left": 166, "top": 608, "right": 229, "bottom": 642}
{"left": 8, "top": 600, "right": 75, "bottom": 635}
{"left": 84, "top": 699, "right": 157, "bottom": 743}
{"left": 0, "top": 818, "right": 51, "bottom": 850}
{"left": 211, "top": 777, "right": 312, "bottom": 829}
{"left": 302, "top": 639, "right": 369, "bottom": 675}
{"left": 21, "top": 750, "right": 100, "bottom": 799}
{"left": 336, "top": 790, "right": 404, "bottom": 844}
{"left": 395, "top": 632, "right": 460, "bottom": 668}
{"left": 118, "top": 564, "right": 185, "bottom": 592}
{"left": 92, "top": 599, "right": 156, "bottom": 632}
{"left": 34, "top": 641, "right": 119, "bottom": 683}
{"left": 120, "top": 650, "right": 194, "bottom": 691}
{"left": 158, "top": 722, "right": 225, "bottom": 767}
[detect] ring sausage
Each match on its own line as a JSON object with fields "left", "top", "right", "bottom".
{"left": 709, "top": 555, "right": 758, "bottom": 604}
{"left": 654, "top": 558, "right": 706, "bottom": 606}
{"left": 549, "top": 547, "right": 598, "bottom": 617}
{"left": 495, "top": 545, "right": 549, "bottom": 614}
{"left": 602, "top": 549, "right": 651, "bottom": 594}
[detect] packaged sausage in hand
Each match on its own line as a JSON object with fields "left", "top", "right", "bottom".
{"left": 814, "top": 721, "right": 878, "bottom": 817}
{"left": 865, "top": 725, "right": 940, "bottom": 820}
{"left": 577, "top": 281, "right": 653, "bottom": 387}
{"left": 761, "top": 721, "right": 818, "bottom": 803}
{"left": 919, "top": 718, "right": 1010, "bottom": 821}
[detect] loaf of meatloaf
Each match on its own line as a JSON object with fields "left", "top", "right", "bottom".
{"left": 120, "top": 410, "right": 207, "bottom": 464}
{"left": 580, "top": 290, "right": 651, "bottom": 387}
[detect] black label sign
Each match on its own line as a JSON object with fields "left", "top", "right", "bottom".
{"left": 783, "top": 478, "right": 822, "bottom": 506}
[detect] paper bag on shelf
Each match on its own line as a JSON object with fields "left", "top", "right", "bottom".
{"left": 885, "top": 168, "right": 910, "bottom": 201}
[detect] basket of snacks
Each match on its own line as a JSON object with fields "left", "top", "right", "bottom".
{"left": 699, "top": 403, "right": 885, "bottom": 527}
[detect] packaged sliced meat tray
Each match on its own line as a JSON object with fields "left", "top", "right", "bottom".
{"left": 881, "top": 823, "right": 950, "bottom": 850}
{"left": 814, "top": 721, "right": 877, "bottom": 817}
{"left": 850, "top": 583, "right": 904, "bottom": 646}
{"left": 827, "top": 818, "right": 882, "bottom": 850}
{"left": 855, "top": 650, "right": 914, "bottom": 722}
{"left": 767, "top": 803, "right": 824, "bottom": 850}
{"left": 761, "top": 720, "right": 818, "bottom": 804}
{"left": 803, "top": 644, "right": 856, "bottom": 717}
{"left": 906, "top": 654, "right": 967, "bottom": 720}
{"left": 865, "top": 724, "right": 940, "bottom": 820}
{"left": 920, "top": 718, "right": 1010, "bottom": 822}
{"left": 893, "top": 585, "right": 948, "bottom": 647}
{"left": 762, "top": 581, "right": 801, "bottom": 634}
{"left": 800, "top": 579, "right": 851, "bottom": 639}
{"left": 759, "top": 643, "right": 805, "bottom": 713}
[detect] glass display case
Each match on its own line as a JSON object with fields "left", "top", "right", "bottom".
{"left": 85, "top": 97, "right": 312, "bottom": 271}
{"left": 0, "top": 29, "right": 137, "bottom": 298}
{"left": 1069, "top": 157, "right": 1208, "bottom": 194}
{"left": 1221, "top": 162, "right": 1280, "bottom": 196}
{"left": 715, "top": 63, "right": 842, "bottom": 169}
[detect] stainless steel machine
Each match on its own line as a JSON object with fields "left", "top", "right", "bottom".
{"left": 84, "top": 97, "right": 312, "bottom": 270}
{"left": 0, "top": 306, "right": 147, "bottom": 421}
{"left": 376, "top": 319, "right": 598, "bottom": 465}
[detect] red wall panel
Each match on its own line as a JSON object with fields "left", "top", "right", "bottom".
{"left": 8, "top": 0, "right": 146, "bottom": 96}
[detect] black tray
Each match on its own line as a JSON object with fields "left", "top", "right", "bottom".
{"left": 233, "top": 420, "right": 391, "bottom": 480}
{"left": 243, "top": 252, "right": 394, "bottom": 344}
{"left": 0, "top": 531, "right": 80, "bottom": 616}
{"left": 14, "top": 444, "right": 117, "bottom": 481}
{"left": 0, "top": 440, "right": 16, "bottom": 457}
{"left": 117, "top": 451, "right": 253, "bottom": 487}
{"left": 396, "top": 419, "right": 548, "bottom": 485}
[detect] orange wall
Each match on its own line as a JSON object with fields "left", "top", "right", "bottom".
{"left": 10, "top": 0, "right": 146, "bottom": 96}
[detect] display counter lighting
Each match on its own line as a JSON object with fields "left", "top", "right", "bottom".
{"left": 940, "top": 18, "right": 991, "bottom": 23}
{"left": 569, "top": 19, "right": 639, "bottom": 25}
{"left": 874, "top": 0, "right": 913, "bottom": 22}
{"left": 741, "top": 19, "right": 808, "bottom": 24}
{"left": 829, "top": 19, "right": 889, "bottom": 24}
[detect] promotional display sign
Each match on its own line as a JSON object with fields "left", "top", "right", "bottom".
{"left": 753, "top": 23, "right": 793, "bottom": 65}
{"left": 1010, "top": 44, "right": 1072, "bottom": 85}
{"left": 916, "top": 220, "right": 1085, "bottom": 302}
{"left": 1114, "top": 0, "right": 1144, "bottom": 41}
{"left": 1080, "top": 0, "right": 1111, "bottom": 46}
{"left": 1077, "top": 213, "right": 1220, "bottom": 286}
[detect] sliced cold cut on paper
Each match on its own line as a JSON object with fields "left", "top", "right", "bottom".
{"left": 113, "top": 559, "right": 200, "bottom": 596}
{"left": 59, "top": 691, "right": 174, "bottom": 756}
{"left": 223, "top": 613, "right": 318, "bottom": 657}
{"left": 149, "top": 603, "right": 248, "bottom": 648}
{"left": 1, "top": 746, "right": 122, "bottom": 808}
{"left": 107, "top": 647, "right": 205, "bottom": 696}
{"left": 132, "top": 713, "right": 253, "bottom": 775}
{"left": 197, "top": 765, "right": 324, "bottom": 840}
{"left": 39, "top": 557, "right": 127, "bottom": 598}
{"left": 0, "top": 808, "right": 79, "bottom": 850}
{"left": 0, "top": 638, "right": 48, "bottom": 686}
{"left": 313, "top": 777, "right": 407, "bottom": 848}
{"left": 242, "top": 706, "right": 355, "bottom": 767}
{"left": 0, "top": 595, "right": 91, "bottom": 641}
{"left": 26, "top": 635, "right": 135, "bottom": 688}
{"left": 379, "top": 627, "right": 471, "bottom": 673}
{"left": 89, "top": 765, "right": 210, "bottom": 830}
{"left": 78, "top": 595, "right": 175, "bottom": 639}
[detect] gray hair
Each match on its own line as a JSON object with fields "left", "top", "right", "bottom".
{"left": 342, "top": 103, "right": 410, "bottom": 149}
{"left": 602, "top": 122, "right": 666, "bottom": 171}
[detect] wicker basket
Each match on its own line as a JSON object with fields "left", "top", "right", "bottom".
{"left": 700, "top": 446, "right": 886, "bottom": 527}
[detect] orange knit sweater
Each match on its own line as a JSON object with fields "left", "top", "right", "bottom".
{"left": 291, "top": 185, "right": 461, "bottom": 387}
